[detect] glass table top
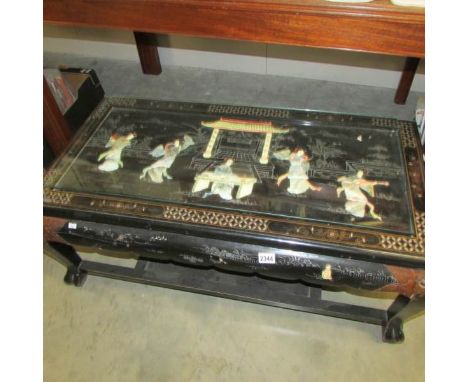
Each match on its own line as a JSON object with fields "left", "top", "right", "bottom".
{"left": 50, "top": 102, "right": 414, "bottom": 236}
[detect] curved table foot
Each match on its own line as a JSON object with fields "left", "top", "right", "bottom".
{"left": 64, "top": 267, "right": 88, "bottom": 287}
{"left": 381, "top": 294, "right": 424, "bottom": 343}
{"left": 382, "top": 318, "right": 404, "bottom": 343}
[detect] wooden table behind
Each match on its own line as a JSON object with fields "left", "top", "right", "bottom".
{"left": 44, "top": 0, "right": 424, "bottom": 57}
{"left": 43, "top": 0, "right": 424, "bottom": 158}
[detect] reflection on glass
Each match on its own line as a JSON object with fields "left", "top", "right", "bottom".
{"left": 53, "top": 106, "right": 412, "bottom": 235}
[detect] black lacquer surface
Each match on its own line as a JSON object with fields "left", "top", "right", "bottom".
{"left": 52, "top": 104, "right": 412, "bottom": 235}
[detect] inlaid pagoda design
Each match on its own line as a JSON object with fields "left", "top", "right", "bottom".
{"left": 201, "top": 118, "right": 289, "bottom": 164}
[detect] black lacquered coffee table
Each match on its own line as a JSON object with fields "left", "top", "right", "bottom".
{"left": 44, "top": 98, "right": 425, "bottom": 343}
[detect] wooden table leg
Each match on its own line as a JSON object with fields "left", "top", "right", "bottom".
{"left": 134, "top": 32, "right": 162, "bottom": 75}
{"left": 382, "top": 294, "right": 424, "bottom": 343}
{"left": 43, "top": 76, "right": 73, "bottom": 157}
{"left": 394, "top": 57, "right": 420, "bottom": 105}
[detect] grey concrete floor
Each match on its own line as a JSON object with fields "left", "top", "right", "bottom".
{"left": 44, "top": 53, "right": 422, "bottom": 121}
{"left": 44, "top": 53, "right": 424, "bottom": 382}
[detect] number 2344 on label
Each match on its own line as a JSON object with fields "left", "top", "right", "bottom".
{"left": 258, "top": 252, "right": 276, "bottom": 264}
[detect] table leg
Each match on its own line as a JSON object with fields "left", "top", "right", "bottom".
{"left": 394, "top": 57, "right": 420, "bottom": 105}
{"left": 47, "top": 242, "right": 87, "bottom": 287}
{"left": 43, "top": 76, "right": 73, "bottom": 157}
{"left": 134, "top": 32, "right": 162, "bottom": 75}
{"left": 382, "top": 294, "right": 424, "bottom": 343}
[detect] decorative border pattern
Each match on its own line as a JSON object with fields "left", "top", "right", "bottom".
{"left": 43, "top": 188, "right": 73, "bottom": 206}
{"left": 372, "top": 117, "right": 417, "bottom": 149}
{"left": 283, "top": 223, "right": 378, "bottom": 247}
{"left": 380, "top": 212, "right": 424, "bottom": 254}
{"left": 371, "top": 117, "right": 413, "bottom": 129}
{"left": 207, "top": 104, "right": 290, "bottom": 119}
{"left": 43, "top": 169, "right": 62, "bottom": 186}
{"left": 164, "top": 206, "right": 269, "bottom": 231}
{"left": 399, "top": 125, "right": 418, "bottom": 149}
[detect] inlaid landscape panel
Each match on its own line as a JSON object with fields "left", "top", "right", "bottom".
{"left": 53, "top": 103, "right": 413, "bottom": 235}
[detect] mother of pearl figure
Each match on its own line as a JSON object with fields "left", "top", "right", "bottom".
{"left": 275, "top": 149, "right": 321, "bottom": 195}
{"left": 97, "top": 132, "right": 136, "bottom": 172}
